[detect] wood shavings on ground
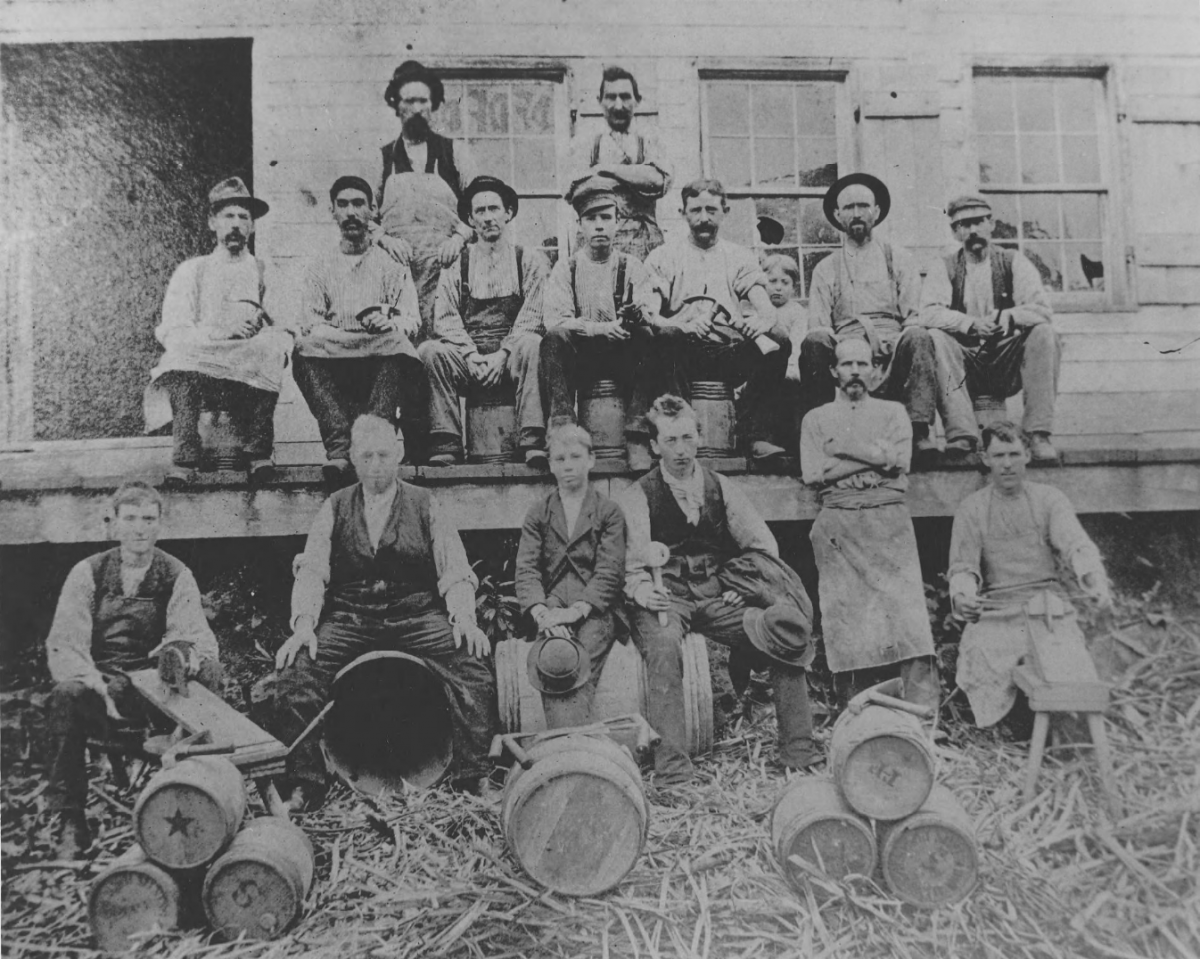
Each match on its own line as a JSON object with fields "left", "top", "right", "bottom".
{"left": 2, "top": 616, "right": 1197, "bottom": 959}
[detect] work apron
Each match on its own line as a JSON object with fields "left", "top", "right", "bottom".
{"left": 462, "top": 247, "right": 525, "bottom": 355}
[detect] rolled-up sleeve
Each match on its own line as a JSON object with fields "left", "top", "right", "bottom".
{"left": 948, "top": 494, "right": 986, "bottom": 589}
{"left": 156, "top": 260, "right": 207, "bottom": 349}
{"left": 290, "top": 499, "right": 334, "bottom": 629}
{"left": 432, "top": 260, "right": 476, "bottom": 353}
{"left": 504, "top": 248, "right": 550, "bottom": 347}
{"left": 541, "top": 258, "right": 584, "bottom": 333}
{"left": 1043, "top": 487, "right": 1104, "bottom": 581}
{"left": 916, "top": 258, "right": 975, "bottom": 335}
{"left": 163, "top": 569, "right": 220, "bottom": 666}
{"left": 429, "top": 495, "right": 480, "bottom": 627}
{"left": 45, "top": 562, "right": 104, "bottom": 693}
{"left": 1011, "top": 252, "right": 1053, "bottom": 328}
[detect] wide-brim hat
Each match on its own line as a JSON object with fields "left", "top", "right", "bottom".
{"left": 458, "top": 175, "right": 519, "bottom": 224}
{"left": 822, "top": 172, "right": 890, "bottom": 231}
{"left": 742, "top": 605, "right": 816, "bottom": 668}
{"left": 384, "top": 60, "right": 445, "bottom": 111}
{"left": 208, "top": 176, "right": 268, "bottom": 218}
{"left": 566, "top": 172, "right": 620, "bottom": 216}
{"left": 526, "top": 633, "right": 591, "bottom": 695}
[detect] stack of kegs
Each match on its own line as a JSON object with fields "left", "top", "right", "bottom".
{"left": 772, "top": 685, "right": 980, "bottom": 908}
{"left": 88, "top": 755, "right": 313, "bottom": 951}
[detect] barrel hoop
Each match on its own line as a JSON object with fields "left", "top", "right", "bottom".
{"left": 690, "top": 381, "right": 734, "bottom": 401}
{"left": 581, "top": 379, "right": 621, "bottom": 399}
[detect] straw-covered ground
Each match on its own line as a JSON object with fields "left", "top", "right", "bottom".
{"left": 2, "top": 595, "right": 1198, "bottom": 959}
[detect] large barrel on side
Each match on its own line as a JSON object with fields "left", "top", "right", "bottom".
{"left": 829, "top": 703, "right": 936, "bottom": 821}
{"left": 771, "top": 776, "right": 877, "bottom": 892}
{"left": 495, "top": 633, "right": 713, "bottom": 755}
{"left": 133, "top": 755, "right": 247, "bottom": 870}
{"left": 203, "top": 816, "right": 315, "bottom": 941}
{"left": 877, "top": 784, "right": 980, "bottom": 908}
{"left": 500, "top": 733, "right": 648, "bottom": 896}
{"left": 89, "top": 846, "right": 196, "bottom": 953}
{"left": 465, "top": 380, "right": 519, "bottom": 464}
{"left": 322, "top": 650, "right": 454, "bottom": 793}
{"left": 690, "top": 380, "right": 736, "bottom": 458}
{"left": 578, "top": 378, "right": 625, "bottom": 460}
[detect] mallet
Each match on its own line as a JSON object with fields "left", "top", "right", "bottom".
{"left": 646, "top": 542, "right": 671, "bottom": 627}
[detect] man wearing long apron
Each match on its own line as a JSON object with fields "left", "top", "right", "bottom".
{"left": 800, "top": 337, "right": 939, "bottom": 711}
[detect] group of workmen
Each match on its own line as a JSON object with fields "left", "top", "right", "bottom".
{"left": 40, "top": 61, "right": 1112, "bottom": 861}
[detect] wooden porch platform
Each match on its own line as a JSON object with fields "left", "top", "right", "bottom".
{"left": 1, "top": 435, "right": 1197, "bottom": 545}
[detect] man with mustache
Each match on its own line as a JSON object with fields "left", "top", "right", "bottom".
{"left": 644, "top": 180, "right": 794, "bottom": 463}
{"left": 294, "top": 176, "right": 423, "bottom": 489}
{"left": 794, "top": 174, "right": 977, "bottom": 469}
{"left": 146, "top": 177, "right": 292, "bottom": 485}
{"left": 800, "top": 337, "right": 940, "bottom": 714}
{"left": 568, "top": 65, "right": 672, "bottom": 260}
{"left": 918, "top": 195, "right": 1060, "bottom": 463}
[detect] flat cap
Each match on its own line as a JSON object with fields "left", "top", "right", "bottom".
{"left": 566, "top": 173, "right": 620, "bottom": 215}
{"left": 946, "top": 194, "right": 993, "bottom": 224}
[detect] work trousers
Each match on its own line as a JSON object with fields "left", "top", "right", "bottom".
{"left": 161, "top": 370, "right": 277, "bottom": 467}
{"left": 538, "top": 325, "right": 683, "bottom": 436}
{"left": 832, "top": 656, "right": 942, "bottom": 716}
{"left": 537, "top": 613, "right": 621, "bottom": 730}
{"left": 273, "top": 608, "right": 497, "bottom": 785}
{"left": 292, "top": 353, "right": 425, "bottom": 462}
{"left": 419, "top": 336, "right": 545, "bottom": 455}
{"left": 938, "top": 324, "right": 1060, "bottom": 435}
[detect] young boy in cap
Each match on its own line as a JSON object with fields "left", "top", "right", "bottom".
{"left": 514, "top": 419, "right": 627, "bottom": 728}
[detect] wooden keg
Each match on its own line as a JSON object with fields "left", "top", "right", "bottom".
{"left": 203, "top": 816, "right": 315, "bottom": 941}
{"left": 830, "top": 703, "right": 936, "bottom": 821}
{"left": 199, "top": 410, "right": 242, "bottom": 471}
{"left": 771, "top": 776, "right": 877, "bottom": 892}
{"left": 877, "top": 784, "right": 980, "bottom": 908}
{"left": 134, "top": 755, "right": 247, "bottom": 870}
{"left": 495, "top": 633, "right": 713, "bottom": 755}
{"left": 465, "top": 379, "right": 519, "bottom": 464}
{"left": 500, "top": 733, "right": 648, "bottom": 896}
{"left": 690, "top": 381, "right": 736, "bottom": 458}
{"left": 322, "top": 650, "right": 454, "bottom": 793}
{"left": 577, "top": 378, "right": 625, "bottom": 460}
{"left": 972, "top": 394, "right": 1008, "bottom": 431}
{"left": 89, "top": 845, "right": 196, "bottom": 953}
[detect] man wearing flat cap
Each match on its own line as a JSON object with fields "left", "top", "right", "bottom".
{"left": 793, "top": 173, "right": 977, "bottom": 468}
{"left": 378, "top": 60, "right": 477, "bottom": 337}
{"left": 293, "top": 175, "right": 422, "bottom": 489}
{"left": 146, "top": 176, "right": 292, "bottom": 485}
{"left": 540, "top": 174, "right": 677, "bottom": 467}
{"left": 421, "top": 175, "right": 550, "bottom": 468}
{"left": 918, "top": 194, "right": 1059, "bottom": 462}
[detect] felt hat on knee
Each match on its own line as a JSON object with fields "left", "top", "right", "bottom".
{"left": 742, "top": 605, "right": 816, "bottom": 669}
{"left": 527, "top": 633, "right": 591, "bottom": 695}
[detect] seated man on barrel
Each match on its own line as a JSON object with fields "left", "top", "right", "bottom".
{"left": 615, "top": 395, "right": 819, "bottom": 783}
{"left": 540, "top": 174, "right": 677, "bottom": 470}
{"left": 43, "top": 482, "right": 222, "bottom": 857}
{"left": 420, "top": 175, "right": 550, "bottom": 468}
{"left": 514, "top": 419, "right": 627, "bottom": 729}
{"left": 273, "top": 414, "right": 496, "bottom": 809}
{"left": 643, "top": 180, "right": 794, "bottom": 464}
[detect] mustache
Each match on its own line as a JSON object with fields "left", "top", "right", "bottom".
{"left": 402, "top": 113, "right": 431, "bottom": 139}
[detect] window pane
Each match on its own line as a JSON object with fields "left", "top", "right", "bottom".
{"left": 1023, "top": 241, "right": 1063, "bottom": 291}
{"left": 1015, "top": 80, "right": 1055, "bottom": 131}
{"left": 979, "top": 134, "right": 1016, "bottom": 184}
{"left": 1061, "top": 193, "right": 1102, "bottom": 240}
{"left": 752, "top": 84, "right": 794, "bottom": 139}
{"left": 803, "top": 250, "right": 834, "bottom": 298}
{"left": 1020, "top": 194, "right": 1060, "bottom": 240}
{"left": 796, "top": 84, "right": 837, "bottom": 136}
{"left": 439, "top": 84, "right": 464, "bottom": 136}
{"left": 797, "top": 138, "right": 838, "bottom": 186}
{"left": 1056, "top": 78, "right": 1098, "bottom": 132}
{"left": 722, "top": 197, "right": 758, "bottom": 248}
{"left": 975, "top": 79, "right": 1014, "bottom": 132}
{"left": 988, "top": 194, "right": 1019, "bottom": 241}
{"left": 511, "top": 196, "right": 559, "bottom": 255}
{"left": 754, "top": 137, "right": 795, "bottom": 188}
{"left": 468, "top": 138, "right": 513, "bottom": 180}
{"left": 1020, "top": 133, "right": 1059, "bottom": 184}
{"left": 512, "top": 138, "right": 556, "bottom": 190}
{"left": 799, "top": 199, "right": 840, "bottom": 245}
{"left": 707, "top": 82, "right": 749, "bottom": 136}
{"left": 1060, "top": 135, "right": 1100, "bottom": 183}
{"left": 1063, "top": 241, "right": 1105, "bottom": 291}
{"left": 710, "top": 137, "right": 751, "bottom": 188}
{"left": 511, "top": 83, "right": 554, "bottom": 135}
{"left": 467, "top": 85, "right": 509, "bottom": 135}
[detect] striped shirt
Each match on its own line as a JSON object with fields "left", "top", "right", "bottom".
{"left": 543, "top": 251, "right": 659, "bottom": 331}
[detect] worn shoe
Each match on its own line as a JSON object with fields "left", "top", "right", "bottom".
{"left": 523, "top": 448, "right": 549, "bottom": 470}
{"left": 941, "top": 438, "right": 979, "bottom": 467}
{"left": 1029, "top": 433, "right": 1060, "bottom": 464}
{"left": 751, "top": 441, "right": 788, "bottom": 466}
{"left": 161, "top": 464, "right": 196, "bottom": 488}
{"left": 322, "top": 458, "right": 353, "bottom": 490}
{"left": 51, "top": 811, "right": 91, "bottom": 860}
{"left": 781, "top": 739, "right": 824, "bottom": 773}
{"left": 426, "top": 452, "right": 460, "bottom": 468}
{"left": 247, "top": 457, "right": 275, "bottom": 485}
{"left": 911, "top": 436, "right": 941, "bottom": 471}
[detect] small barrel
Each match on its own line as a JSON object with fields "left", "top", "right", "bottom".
{"left": 690, "top": 381, "right": 736, "bottom": 458}
{"left": 203, "top": 817, "right": 315, "bottom": 941}
{"left": 465, "top": 379, "right": 519, "bottom": 464}
{"left": 877, "top": 784, "right": 980, "bottom": 908}
{"left": 578, "top": 378, "right": 626, "bottom": 461}
{"left": 830, "top": 702, "right": 936, "bottom": 821}
{"left": 134, "top": 755, "right": 246, "bottom": 870}
{"left": 199, "top": 410, "right": 242, "bottom": 471}
{"left": 89, "top": 846, "right": 193, "bottom": 953}
{"left": 771, "top": 777, "right": 877, "bottom": 892}
{"left": 322, "top": 650, "right": 454, "bottom": 792}
{"left": 972, "top": 394, "right": 1008, "bottom": 431}
{"left": 501, "top": 733, "right": 648, "bottom": 896}
{"left": 496, "top": 633, "right": 713, "bottom": 755}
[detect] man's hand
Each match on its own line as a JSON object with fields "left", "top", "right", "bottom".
{"left": 728, "top": 313, "right": 768, "bottom": 339}
{"left": 720, "top": 590, "right": 744, "bottom": 609}
{"left": 102, "top": 691, "right": 124, "bottom": 721}
{"left": 438, "top": 233, "right": 467, "bottom": 268}
{"left": 1082, "top": 572, "right": 1114, "bottom": 612}
{"left": 541, "top": 623, "right": 573, "bottom": 640}
{"left": 640, "top": 584, "right": 672, "bottom": 613}
{"left": 276, "top": 623, "right": 318, "bottom": 670}
{"left": 541, "top": 604, "right": 588, "bottom": 629}
{"left": 785, "top": 359, "right": 801, "bottom": 383}
{"left": 686, "top": 314, "right": 716, "bottom": 340}
{"left": 971, "top": 314, "right": 1002, "bottom": 338}
{"left": 453, "top": 619, "right": 491, "bottom": 658}
{"left": 590, "top": 322, "right": 631, "bottom": 342}
{"left": 952, "top": 592, "right": 984, "bottom": 624}
{"left": 376, "top": 234, "right": 413, "bottom": 265}
{"left": 475, "top": 350, "right": 507, "bottom": 387}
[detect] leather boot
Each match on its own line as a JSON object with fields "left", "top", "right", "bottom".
{"left": 771, "top": 665, "right": 821, "bottom": 769}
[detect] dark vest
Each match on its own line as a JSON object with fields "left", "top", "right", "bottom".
{"left": 639, "top": 466, "right": 738, "bottom": 599}
{"left": 327, "top": 482, "right": 440, "bottom": 617}
{"left": 380, "top": 133, "right": 462, "bottom": 201}
{"left": 88, "top": 547, "right": 183, "bottom": 670}
{"left": 943, "top": 246, "right": 1016, "bottom": 315}
{"left": 460, "top": 243, "right": 527, "bottom": 354}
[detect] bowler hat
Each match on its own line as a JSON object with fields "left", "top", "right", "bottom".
{"left": 208, "top": 176, "right": 268, "bottom": 218}
{"left": 822, "top": 172, "right": 890, "bottom": 231}
{"left": 330, "top": 175, "right": 375, "bottom": 207}
{"left": 946, "top": 194, "right": 993, "bottom": 225}
{"left": 742, "top": 604, "right": 815, "bottom": 668}
{"left": 384, "top": 60, "right": 445, "bottom": 111}
{"left": 566, "top": 173, "right": 620, "bottom": 216}
{"left": 458, "top": 175, "right": 520, "bottom": 224}
{"left": 526, "top": 633, "right": 592, "bottom": 695}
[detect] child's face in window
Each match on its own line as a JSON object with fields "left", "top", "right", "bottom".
{"left": 765, "top": 266, "right": 796, "bottom": 308}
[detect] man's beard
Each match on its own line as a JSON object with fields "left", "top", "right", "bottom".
{"left": 607, "top": 111, "right": 632, "bottom": 131}
{"left": 402, "top": 113, "right": 431, "bottom": 141}
{"left": 843, "top": 378, "right": 867, "bottom": 398}
{"left": 222, "top": 231, "right": 246, "bottom": 251}
{"left": 847, "top": 221, "right": 869, "bottom": 242}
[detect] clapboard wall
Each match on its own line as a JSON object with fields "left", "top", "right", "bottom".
{"left": 2, "top": 0, "right": 1198, "bottom": 452}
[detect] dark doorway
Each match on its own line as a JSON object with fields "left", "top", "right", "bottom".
{"left": 1, "top": 39, "right": 253, "bottom": 440}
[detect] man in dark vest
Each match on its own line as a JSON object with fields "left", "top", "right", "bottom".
{"left": 44, "top": 482, "right": 222, "bottom": 857}
{"left": 273, "top": 414, "right": 496, "bottom": 809}
{"left": 419, "top": 176, "right": 550, "bottom": 468}
{"left": 615, "top": 395, "right": 818, "bottom": 783}
{"left": 918, "top": 194, "right": 1060, "bottom": 462}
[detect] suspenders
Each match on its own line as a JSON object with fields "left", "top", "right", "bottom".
{"left": 569, "top": 253, "right": 628, "bottom": 317}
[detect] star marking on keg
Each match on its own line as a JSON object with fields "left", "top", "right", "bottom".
{"left": 165, "top": 807, "right": 193, "bottom": 837}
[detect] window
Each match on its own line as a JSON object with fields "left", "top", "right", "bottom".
{"left": 700, "top": 75, "right": 849, "bottom": 298}
{"left": 975, "top": 73, "right": 1110, "bottom": 301}
{"left": 438, "top": 77, "right": 566, "bottom": 263}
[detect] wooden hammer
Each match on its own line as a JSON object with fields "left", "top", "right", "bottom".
{"left": 646, "top": 542, "right": 671, "bottom": 627}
